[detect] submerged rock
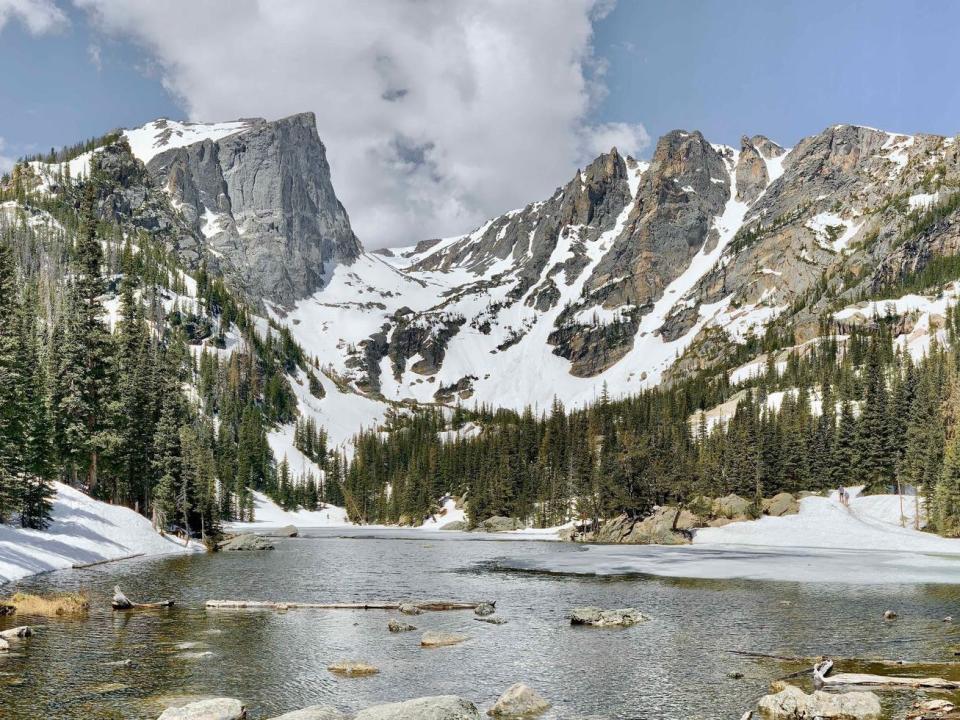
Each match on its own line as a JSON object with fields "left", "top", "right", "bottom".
{"left": 569, "top": 607, "right": 650, "bottom": 627}
{"left": 217, "top": 534, "right": 274, "bottom": 552}
{"left": 421, "top": 631, "right": 469, "bottom": 648}
{"left": 388, "top": 619, "right": 417, "bottom": 633}
{"left": 327, "top": 661, "right": 379, "bottom": 677}
{"left": 157, "top": 697, "right": 247, "bottom": 720}
{"left": 756, "top": 684, "right": 880, "bottom": 719}
{"left": 487, "top": 683, "right": 551, "bottom": 718}
{"left": 474, "top": 602, "right": 496, "bottom": 617}
{"left": 354, "top": 695, "right": 482, "bottom": 720}
{"left": 267, "top": 707, "right": 348, "bottom": 720}
{"left": 474, "top": 616, "right": 507, "bottom": 625}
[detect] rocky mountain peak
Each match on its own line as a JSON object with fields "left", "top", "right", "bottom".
{"left": 131, "top": 112, "right": 362, "bottom": 309}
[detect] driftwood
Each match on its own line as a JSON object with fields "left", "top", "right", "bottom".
{"left": 205, "top": 599, "right": 494, "bottom": 611}
{"left": 71, "top": 553, "right": 144, "bottom": 570}
{"left": 814, "top": 659, "right": 960, "bottom": 690}
{"left": 112, "top": 586, "right": 174, "bottom": 611}
{"left": 728, "top": 649, "right": 960, "bottom": 669}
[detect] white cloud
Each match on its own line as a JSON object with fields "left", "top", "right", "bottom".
{"left": 579, "top": 121, "right": 651, "bottom": 162}
{"left": 0, "top": 138, "right": 15, "bottom": 175}
{"left": 74, "top": 0, "right": 648, "bottom": 248}
{"left": 0, "top": 0, "right": 67, "bottom": 34}
{"left": 87, "top": 42, "right": 101, "bottom": 71}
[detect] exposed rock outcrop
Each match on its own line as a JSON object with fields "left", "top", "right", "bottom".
{"left": 353, "top": 696, "right": 482, "bottom": 720}
{"left": 487, "top": 684, "right": 551, "bottom": 718}
{"left": 755, "top": 683, "right": 880, "bottom": 719}
{"left": 157, "top": 698, "right": 247, "bottom": 720}
{"left": 569, "top": 607, "right": 650, "bottom": 627}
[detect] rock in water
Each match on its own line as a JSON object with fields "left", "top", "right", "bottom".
{"left": 327, "top": 661, "right": 379, "bottom": 677}
{"left": 216, "top": 534, "right": 274, "bottom": 552}
{"left": 267, "top": 708, "right": 349, "bottom": 720}
{"left": 0, "top": 626, "right": 32, "bottom": 640}
{"left": 474, "top": 602, "right": 495, "bottom": 617}
{"left": 487, "top": 684, "right": 551, "bottom": 718}
{"left": 0, "top": 637, "right": 9, "bottom": 652}
{"left": 421, "top": 631, "right": 469, "bottom": 648}
{"left": 354, "top": 696, "right": 482, "bottom": 720}
{"left": 388, "top": 620, "right": 417, "bottom": 633}
{"left": 157, "top": 697, "right": 247, "bottom": 720}
{"left": 883, "top": 609, "right": 898, "bottom": 620}
{"left": 474, "top": 616, "right": 507, "bottom": 625}
{"left": 398, "top": 603, "right": 423, "bottom": 616}
{"left": 756, "top": 684, "right": 880, "bottom": 719}
{"left": 569, "top": 607, "right": 650, "bottom": 627}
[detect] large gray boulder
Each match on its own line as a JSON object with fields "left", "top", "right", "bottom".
{"left": 487, "top": 684, "right": 550, "bottom": 718}
{"left": 569, "top": 607, "right": 650, "bottom": 627}
{"left": 260, "top": 525, "right": 299, "bottom": 538}
{"left": 712, "top": 494, "right": 753, "bottom": 520}
{"left": 763, "top": 492, "right": 799, "bottom": 517}
{"left": 267, "top": 708, "right": 348, "bottom": 720}
{"left": 157, "top": 698, "right": 247, "bottom": 720}
{"left": 439, "top": 520, "right": 468, "bottom": 531}
{"left": 217, "top": 534, "right": 274, "bottom": 552}
{"left": 354, "top": 696, "right": 482, "bottom": 720}
{"left": 479, "top": 516, "right": 523, "bottom": 533}
{"left": 756, "top": 684, "right": 881, "bottom": 719}
{"left": 421, "top": 631, "right": 469, "bottom": 648}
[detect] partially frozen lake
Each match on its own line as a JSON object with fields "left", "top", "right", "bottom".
{"left": 3, "top": 530, "right": 960, "bottom": 719}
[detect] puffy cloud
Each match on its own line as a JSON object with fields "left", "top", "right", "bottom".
{"left": 74, "top": 0, "right": 647, "bottom": 247}
{"left": 0, "top": 0, "right": 67, "bottom": 34}
{"left": 578, "top": 122, "right": 651, "bottom": 164}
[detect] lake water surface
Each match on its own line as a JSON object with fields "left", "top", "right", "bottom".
{"left": 2, "top": 530, "right": 959, "bottom": 719}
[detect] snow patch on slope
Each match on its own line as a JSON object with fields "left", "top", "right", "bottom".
{"left": 124, "top": 119, "right": 251, "bottom": 165}
{"left": 0, "top": 483, "right": 199, "bottom": 585}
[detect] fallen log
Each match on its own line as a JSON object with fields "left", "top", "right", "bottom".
{"left": 205, "top": 599, "right": 494, "bottom": 611}
{"left": 71, "top": 553, "right": 144, "bottom": 569}
{"left": 728, "top": 649, "right": 960, "bottom": 669}
{"left": 112, "top": 586, "right": 174, "bottom": 611}
{"left": 814, "top": 659, "right": 960, "bottom": 690}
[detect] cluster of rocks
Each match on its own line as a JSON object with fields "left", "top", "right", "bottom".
{"left": 158, "top": 687, "right": 551, "bottom": 720}
{"left": 565, "top": 492, "right": 800, "bottom": 544}
{"left": 569, "top": 607, "right": 650, "bottom": 628}
{"left": 438, "top": 516, "right": 523, "bottom": 533}
{"left": 216, "top": 534, "right": 275, "bottom": 552}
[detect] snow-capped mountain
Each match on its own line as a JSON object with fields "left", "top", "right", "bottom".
{"left": 31, "top": 113, "right": 960, "bottom": 433}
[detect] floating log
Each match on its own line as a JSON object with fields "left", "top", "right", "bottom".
{"left": 71, "top": 553, "right": 144, "bottom": 570}
{"left": 814, "top": 659, "right": 960, "bottom": 690}
{"left": 205, "top": 599, "right": 494, "bottom": 611}
{"left": 112, "top": 586, "right": 174, "bottom": 611}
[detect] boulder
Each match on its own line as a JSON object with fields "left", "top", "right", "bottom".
{"left": 388, "top": 620, "right": 417, "bottom": 633}
{"left": 479, "top": 516, "right": 523, "bottom": 533}
{"left": 557, "top": 527, "right": 576, "bottom": 542}
{"left": 398, "top": 603, "right": 422, "bottom": 616}
{"left": 267, "top": 707, "right": 348, "bottom": 720}
{"left": 474, "top": 616, "right": 507, "bottom": 625}
{"left": 713, "top": 494, "right": 753, "bottom": 520}
{"left": 327, "top": 661, "right": 379, "bottom": 677}
{"left": 440, "top": 520, "right": 468, "bottom": 531}
{"left": 421, "top": 631, "right": 469, "bottom": 648}
{"left": 569, "top": 607, "right": 650, "bottom": 627}
{"left": 763, "top": 493, "right": 799, "bottom": 517}
{"left": 908, "top": 699, "right": 956, "bottom": 719}
{"left": 0, "top": 637, "right": 8, "bottom": 652}
{"left": 625, "top": 506, "right": 700, "bottom": 544}
{"left": 157, "top": 698, "right": 247, "bottom": 720}
{"left": 0, "top": 626, "right": 32, "bottom": 640}
{"left": 354, "top": 696, "right": 482, "bottom": 720}
{"left": 756, "top": 684, "right": 880, "bottom": 719}
{"left": 217, "top": 534, "right": 274, "bottom": 552}
{"left": 261, "top": 525, "right": 299, "bottom": 538}
{"left": 487, "top": 684, "right": 550, "bottom": 718}
{"left": 883, "top": 610, "right": 898, "bottom": 620}
{"left": 474, "top": 602, "right": 495, "bottom": 617}
{"left": 593, "top": 514, "right": 633, "bottom": 543}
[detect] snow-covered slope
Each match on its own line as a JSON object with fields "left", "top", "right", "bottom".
{"left": 0, "top": 483, "right": 199, "bottom": 585}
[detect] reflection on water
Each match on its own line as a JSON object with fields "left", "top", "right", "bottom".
{"left": 1, "top": 531, "right": 959, "bottom": 719}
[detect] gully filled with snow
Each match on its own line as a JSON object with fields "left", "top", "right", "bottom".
{"left": 3, "top": 525, "right": 960, "bottom": 719}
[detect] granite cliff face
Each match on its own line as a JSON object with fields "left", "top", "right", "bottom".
{"left": 131, "top": 113, "right": 361, "bottom": 308}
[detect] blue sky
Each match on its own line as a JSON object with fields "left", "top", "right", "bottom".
{"left": 2, "top": 0, "right": 959, "bottom": 245}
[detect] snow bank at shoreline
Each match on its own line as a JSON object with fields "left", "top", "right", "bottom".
{"left": 0, "top": 482, "right": 199, "bottom": 586}
{"left": 227, "top": 490, "right": 351, "bottom": 531}
{"left": 693, "top": 487, "right": 957, "bottom": 554}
